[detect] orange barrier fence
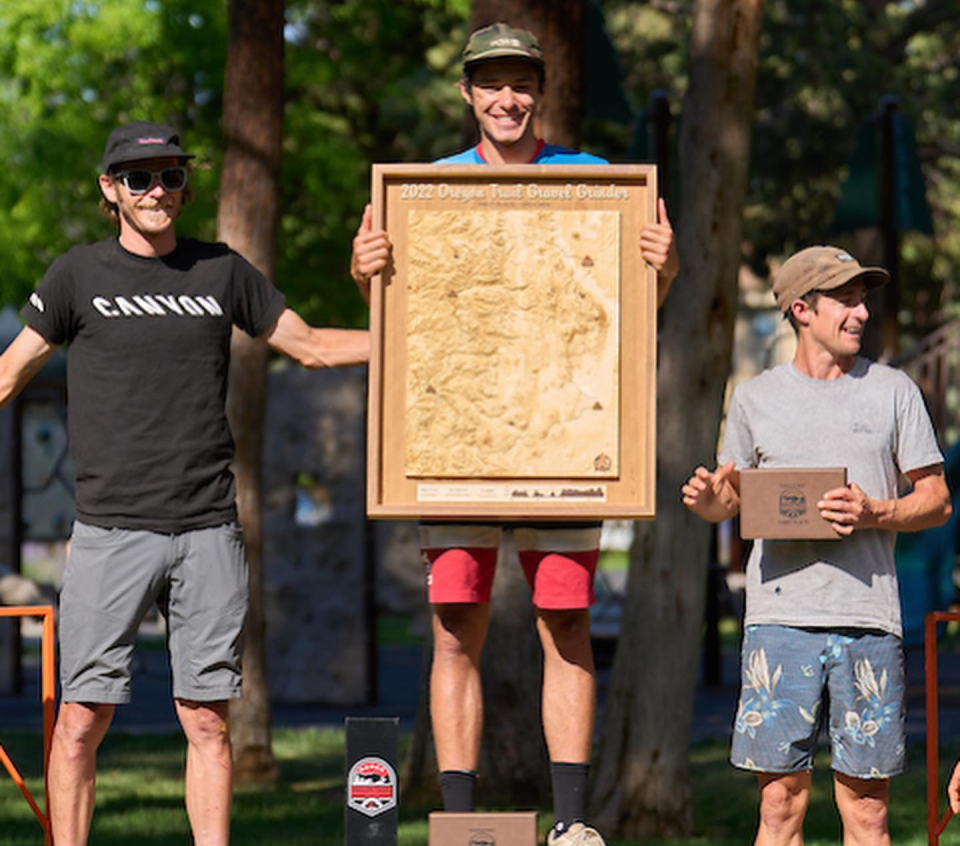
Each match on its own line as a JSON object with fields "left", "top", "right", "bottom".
{"left": 0, "top": 605, "right": 55, "bottom": 846}
{"left": 926, "top": 611, "right": 960, "bottom": 846}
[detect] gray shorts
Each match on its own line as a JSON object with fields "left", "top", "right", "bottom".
{"left": 731, "top": 625, "right": 905, "bottom": 779}
{"left": 60, "top": 521, "right": 248, "bottom": 704}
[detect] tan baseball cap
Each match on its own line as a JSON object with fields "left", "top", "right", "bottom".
{"left": 773, "top": 246, "right": 889, "bottom": 312}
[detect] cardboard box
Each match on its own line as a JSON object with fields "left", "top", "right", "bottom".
{"left": 428, "top": 811, "right": 538, "bottom": 846}
{"left": 739, "top": 467, "right": 847, "bottom": 540}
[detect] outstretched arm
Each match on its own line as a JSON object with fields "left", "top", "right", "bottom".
{"left": 681, "top": 460, "right": 740, "bottom": 523}
{"left": 0, "top": 326, "right": 56, "bottom": 407}
{"left": 260, "top": 309, "right": 369, "bottom": 368}
{"left": 640, "top": 198, "right": 680, "bottom": 308}
{"left": 817, "top": 464, "right": 951, "bottom": 535}
{"left": 949, "top": 760, "right": 960, "bottom": 814}
{"left": 350, "top": 204, "right": 392, "bottom": 306}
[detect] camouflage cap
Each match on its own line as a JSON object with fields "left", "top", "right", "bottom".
{"left": 773, "top": 246, "right": 888, "bottom": 312}
{"left": 462, "top": 22, "right": 544, "bottom": 69}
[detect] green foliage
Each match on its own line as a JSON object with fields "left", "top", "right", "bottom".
{"left": 746, "top": 0, "right": 960, "bottom": 340}
{"left": 0, "top": 0, "right": 468, "bottom": 327}
{"left": 597, "top": 0, "right": 960, "bottom": 341}
{"left": 0, "top": 0, "right": 227, "bottom": 308}
{"left": 3, "top": 0, "right": 957, "bottom": 335}
{"left": 280, "top": 0, "right": 468, "bottom": 326}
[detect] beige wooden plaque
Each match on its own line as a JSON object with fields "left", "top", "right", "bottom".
{"left": 366, "top": 164, "right": 657, "bottom": 520}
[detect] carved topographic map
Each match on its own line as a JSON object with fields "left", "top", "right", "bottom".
{"left": 405, "top": 209, "right": 620, "bottom": 478}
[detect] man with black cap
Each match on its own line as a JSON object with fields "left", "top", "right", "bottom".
{"left": 683, "top": 246, "right": 950, "bottom": 846}
{"left": 351, "top": 23, "right": 678, "bottom": 846}
{"left": 0, "top": 120, "right": 368, "bottom": 846}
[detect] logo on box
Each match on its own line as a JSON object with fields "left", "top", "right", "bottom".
{"left": 778, "top": 487, "right": 806, "bottom": 520}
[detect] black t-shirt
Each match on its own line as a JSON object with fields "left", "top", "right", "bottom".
{"left": 22, "top": 237, "right": 286, "bottom": 532}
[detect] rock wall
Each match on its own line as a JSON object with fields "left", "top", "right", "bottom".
{"left": 261, "top": 363, "right": 424, "bottom": 704}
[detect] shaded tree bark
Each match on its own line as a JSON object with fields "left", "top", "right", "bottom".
{"left": 218, "top": 0, "right": 285, "bottom": 784}
{"left": 590, "top": 0, "right": 765, "bottom": 838}
{"left": 402, "top": 536, "right": 548, "bottom": 806}
{"left": 403, "top": 0, "right": 586, "bottom": 802}
{"left": 476, "top": 533, "right": 548, "bottom": 804}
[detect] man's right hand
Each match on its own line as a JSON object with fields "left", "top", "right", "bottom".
{"left": 350, "top": 204, "right": 392, "bottom": 305}
{"left": 681, "top": 460, "right": 739, "bottom": 522}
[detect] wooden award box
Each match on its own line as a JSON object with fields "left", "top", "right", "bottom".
{"left": 739, "top": 467, "right": 848, "bottom": 540}
{"left": 366, "top": 164, "right": 658, "bottom": 520}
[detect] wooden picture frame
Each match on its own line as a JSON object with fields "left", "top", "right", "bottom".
{"left": 366, "top": 163, "right": 657, "bottom": 520}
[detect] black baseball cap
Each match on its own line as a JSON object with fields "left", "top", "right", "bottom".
{"left": 100, "top": 121, "right": 195, "bottom": 173}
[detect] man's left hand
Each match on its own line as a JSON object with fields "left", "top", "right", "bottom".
{"left": 948, "top": 759, "right": 960, "bottom": 814}
{"left": 817, "top": 483, "right": 879, "bottom": 535}
{"left": 640, "top": 198, "right": 679, "bottom": 307}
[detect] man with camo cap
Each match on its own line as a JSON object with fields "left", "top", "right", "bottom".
{"left": 351, "top": 23, "right": 678, "bottom": 846}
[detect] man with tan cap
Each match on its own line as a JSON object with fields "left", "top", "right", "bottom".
{"left": 351, "top": 21, "right": 677, "bottom": 846}
{"left": 682, "top": 246, "right": 950, "bottom": 846}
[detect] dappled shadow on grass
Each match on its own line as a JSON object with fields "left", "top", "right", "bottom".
{"left": 0, "top": 815, "right": 48, "bottom": 846}
{"left": 234, "top": 792, "right": 343, "bottom": 846}
{"left": 0, "top": 732, "right": 48, "bottom": 846}
{"left": 673, "top": 740, "right": 960, "bottom": 846}
{"left": 0, "top": 731, "right": 45, "bottom": 777}
{"left": 7, "top": 731, "right": 960, "bottom": 846}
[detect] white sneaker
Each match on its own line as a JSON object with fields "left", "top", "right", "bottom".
{"left": 546, "top": 822, "right": 607, "bottom": 845}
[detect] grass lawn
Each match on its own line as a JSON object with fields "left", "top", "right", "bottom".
{"left": 3, "top": 730, "right": 960, "bottom": 845}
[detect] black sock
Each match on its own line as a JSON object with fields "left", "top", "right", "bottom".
{"left": 551, "top": 761, "right": 589, "bottom": 832}
{"left": 439, "top": 769, "right": 477, "bottom": 812}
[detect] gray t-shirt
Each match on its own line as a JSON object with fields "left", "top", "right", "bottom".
{"left": 719, "top": 357, "right": 942, "bottom": 637}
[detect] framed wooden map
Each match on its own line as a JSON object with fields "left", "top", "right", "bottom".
{"left": 366, "top": 164, "right": 657, "bottom": 520}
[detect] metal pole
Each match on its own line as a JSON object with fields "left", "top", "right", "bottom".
{"left": 927, "top": 612, "right": 941, "bottom": 846}
{"left": 42, "top": 606, "right": 55, "bottom": 846}
{"left": 926, "top": 611, "right": 960, "bottom": 845}
{"left": 704, "top": 531, "right": 721, "bottom": 687}
{"left": 648, "top": 90, "right": 672, "bottom": 206}
{"left": 878, "top": 95, "right": 900, "bottom": 359}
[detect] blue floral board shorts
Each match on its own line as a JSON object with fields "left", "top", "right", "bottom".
{"left": 731, "top": 625, "right": 905, "bottom": 779}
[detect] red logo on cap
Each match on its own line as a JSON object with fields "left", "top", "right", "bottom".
{"left": 138, "top": 137, "right": 165, "bottom": 144}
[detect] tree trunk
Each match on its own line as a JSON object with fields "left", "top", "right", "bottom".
{"left": 403, "top": 0, "right": 587, "bottom": 802}
{"left": 590, "top": 0, "right": 765, "bottom": 838}
{"left": 218, "top": 0, "right": 285, "bottom": 784}
{"left": 476, "top": 532, "right": 548, "bottom": 805}
{"left": 399, "top": 637, "right": 438, "bottom": 804}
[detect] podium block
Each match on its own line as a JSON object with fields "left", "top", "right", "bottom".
{"left": 345, "top": 717, "right": 399, "bottom": 846}
{"left": 428, "top": 811, "right": 538, "bottom": 846}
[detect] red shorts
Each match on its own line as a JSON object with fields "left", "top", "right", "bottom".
{"left": 419, "top": 523, "right": 600, "bottom": 609}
